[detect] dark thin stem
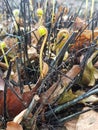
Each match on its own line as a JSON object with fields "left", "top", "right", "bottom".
{"left": 45, "top": 88, "right": 98, "bottom": 117}
{"left": 37, "top": 32, "right": 78, "bottom": 94}
{"left": 3, "top": 0, "right": 18, "bottom": 26}
{"left": 6, "top": 62, "right": 12, "bottom": 80}
{"left": 16, "top": 57, "right": 23, "bottom": 94}
{"left": 52, "top": 108, "right": 92, "bottom": 125}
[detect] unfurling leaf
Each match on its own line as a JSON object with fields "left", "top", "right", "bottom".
{"left": 56, "top": 29, "right": 69, "bottom": 54}
{"left": 82, "top": 51, "right": 98, "bottom": 86}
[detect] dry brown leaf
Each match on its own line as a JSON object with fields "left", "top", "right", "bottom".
{"left": 0, "top": 86, "right": 34, "bottom": 118}
{"left": 61, "top": 65, "right": 81, "bottom": 86}
{"left": 40, "top": 65, "right": 81, "bottom": 104}
{"left": 58, "top": 64, "right": 85, "bottom": 104}
{"left": 13, "top": 109, "right": 27, "bottom": 124}
{"left": 6, "top": 122, "right": 23, "bottom": 130}
{"left": 74, "top": 17, "right": 86, "bottom": 30}
{"left": 64, "top": 118, "right": 78, "bottom": 130}
{"left": 40, "top": 82, "right": 59, "bottom": 104}
{"left": 76, "top": 107, "right": 98, "bottom": 130}
{"left": 77, "top": 30, "right": 98, "bottom": 41}
{"left": 23, "top": 84, "right": 35, "bottom": 93}
{"left": 53, "top": 65, "right": 81, "bottom": 103}
{"left": 70, "top": 29, "right": 98, "bottom": 51}
{"left": 28, "top": 46, "right": 38, "bottom": 60}
{"left": 4, "top": 37, "right": 17, "bottom": 50}
{"left": 6, "top": 109, "right": 27, "bottom": 130}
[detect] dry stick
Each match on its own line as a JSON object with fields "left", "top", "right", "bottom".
{"left": 23, "top": 95, "right": 40, "bottom": 119}
{"left": 31, "top": 105, "right": 43, "bottom": 130}
{"left": 22, "top": 95, "right": 41, "bottom": 129}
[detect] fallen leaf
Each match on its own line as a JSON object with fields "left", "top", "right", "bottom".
{"left": 6, "top": 109, "right": 28, "bottom": 130}
{"left": 6, "top": 122, "right": 23, "bottom": 130}
{"left": 56, "top": 29, "right": 69, "bottom": 54}
{"left": 23, "top": 84, "right": 35, "bottom": 93}
{"left": 64, "top": 118, "right": 78, "bottom": 130}
{"left": 28, "top": 46, "right": 38, "bottom": 60}
{"left": 61, "top": 65, "right": 81, "bottom": 86}
{"left": 13, "top": 109, "right": 27, "bottom": 124}
{"left": 70, "top": 30, "right": 98, "bottom": 51}
{"left": 76, "top": 107, "right": 98, "bottom": 130}
{"left": 74, "top": 17, "right": 86, "bottom": 30}
{"left": 40, "top": 65, "right": 81, "bottom": 104}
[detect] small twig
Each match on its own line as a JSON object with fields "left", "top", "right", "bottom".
{"left": 23, "top": 95, "right": 40, "bottom": 119}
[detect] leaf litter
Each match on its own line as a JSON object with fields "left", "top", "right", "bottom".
{"left": 0, "top": 0, "right": 98, "bottom": 129}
